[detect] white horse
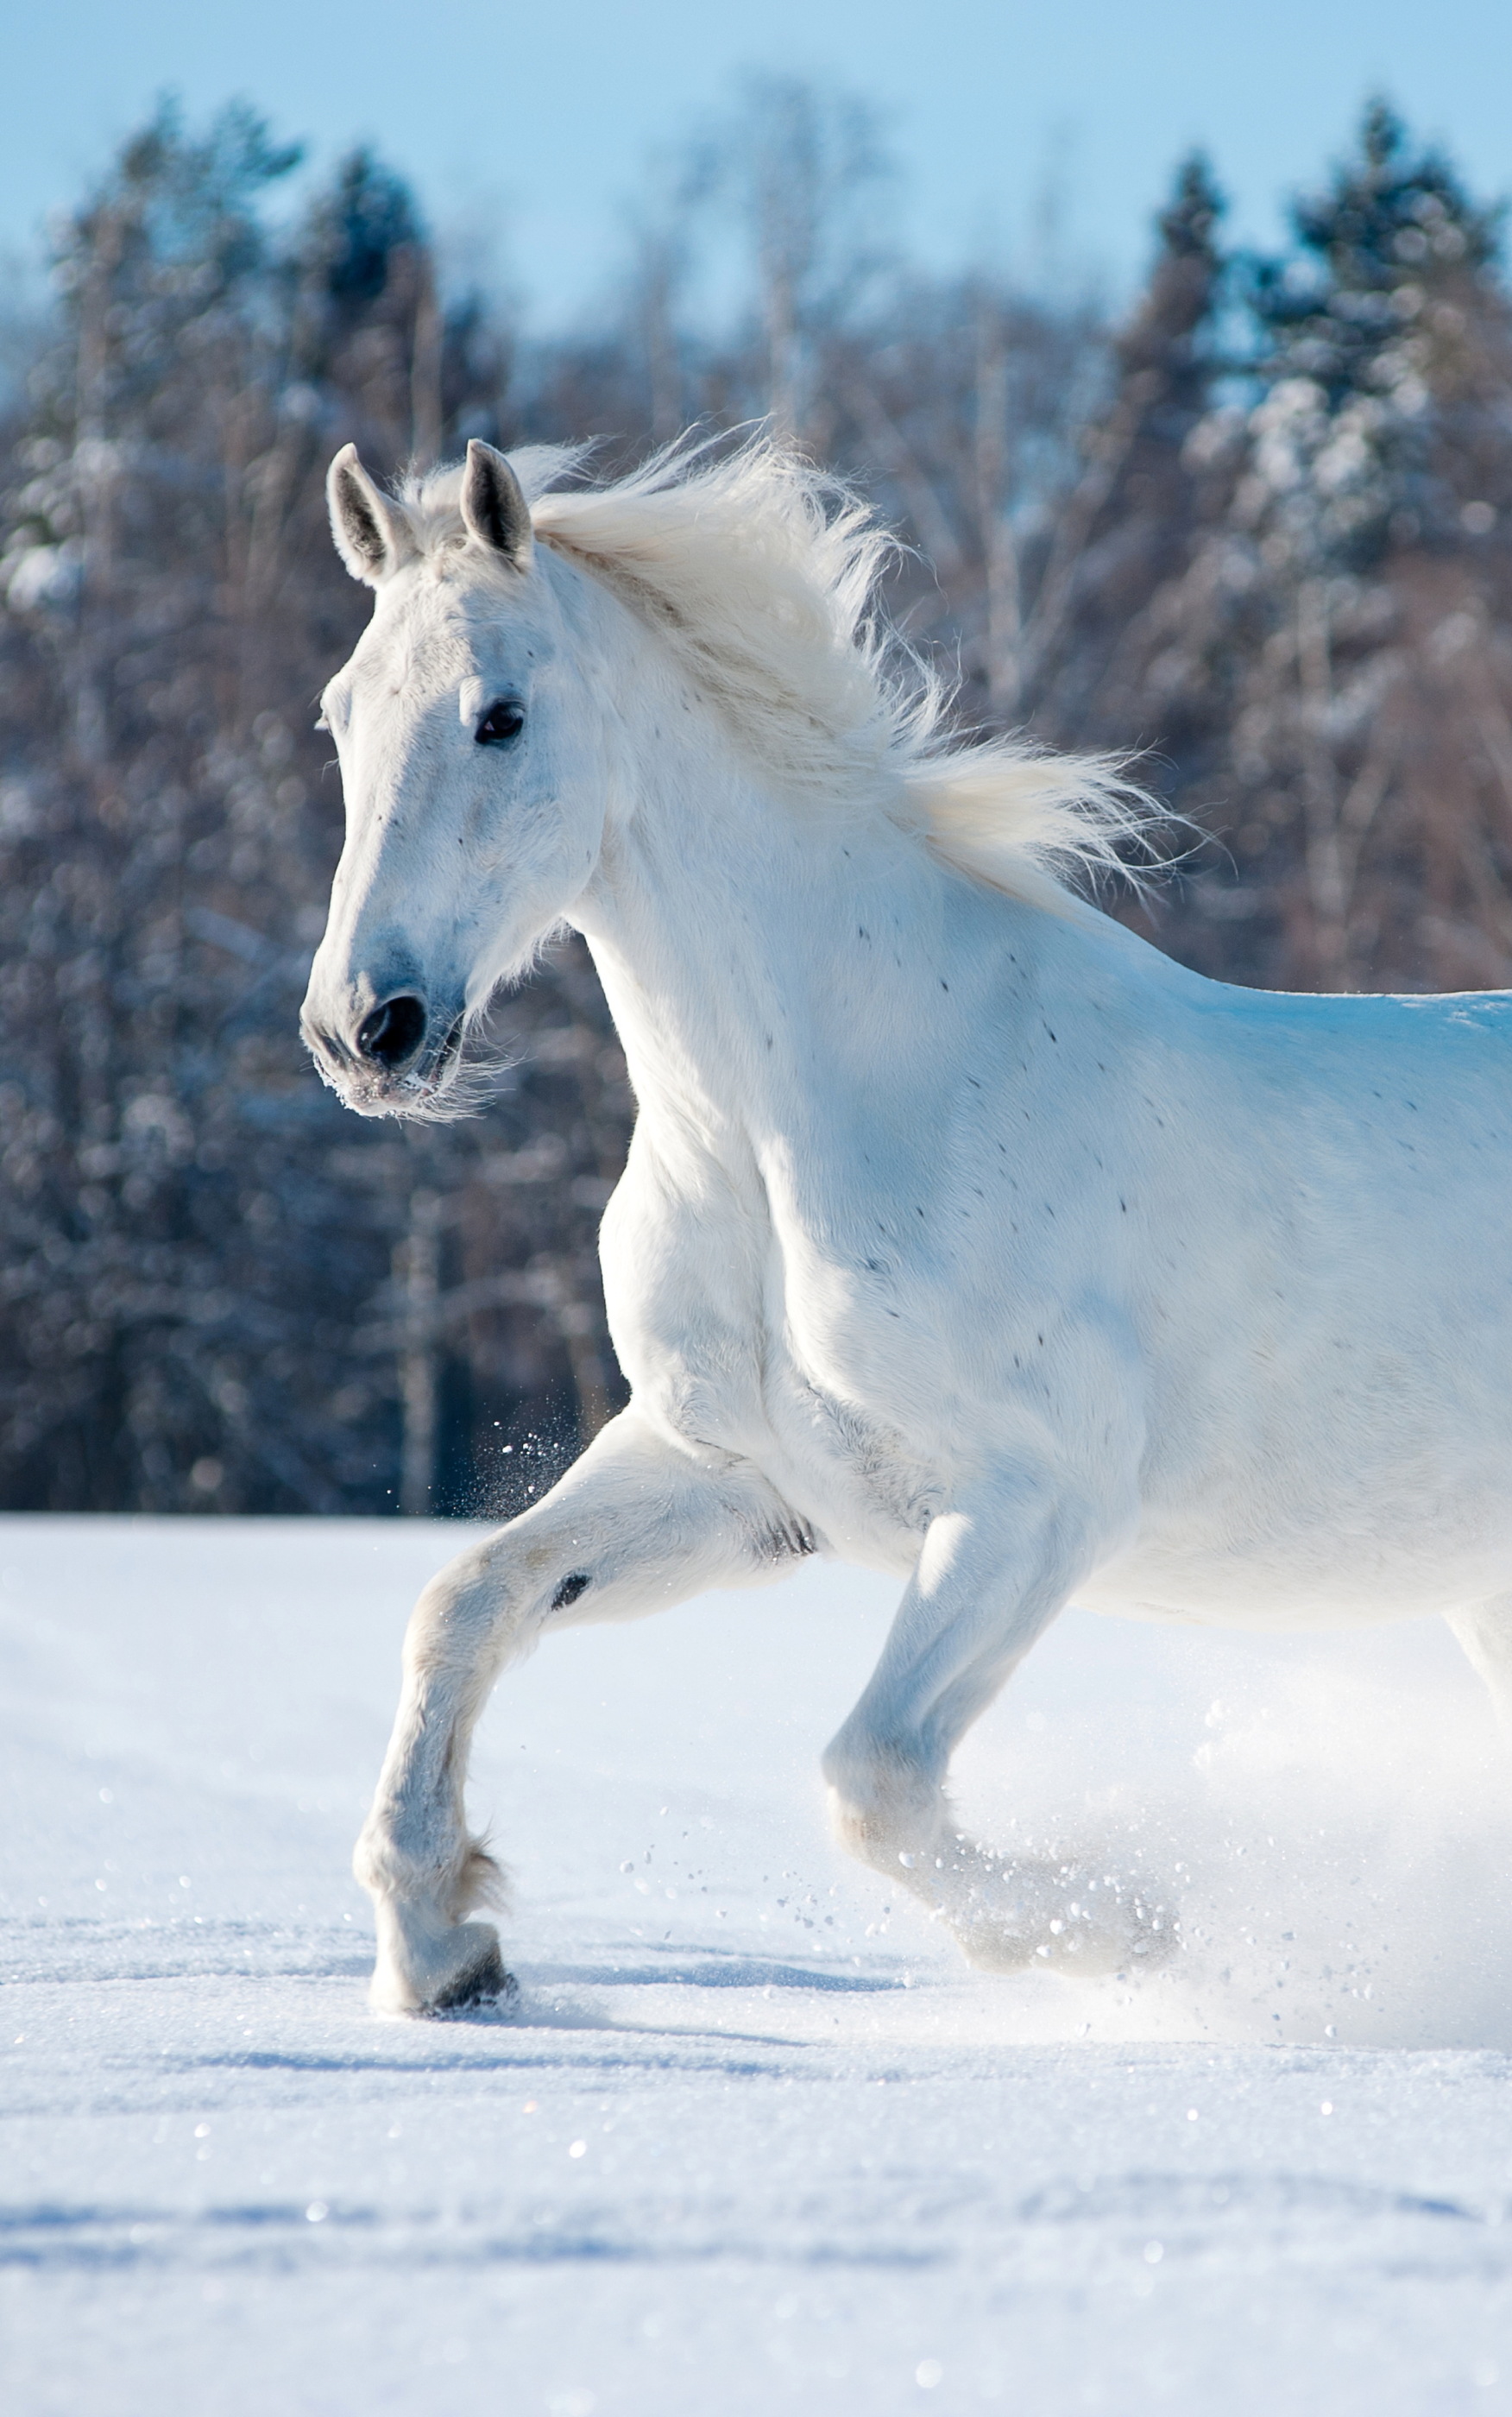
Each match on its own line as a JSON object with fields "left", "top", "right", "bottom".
{"left": 302, "top": 432, "right": 1512, "bottom": 2015}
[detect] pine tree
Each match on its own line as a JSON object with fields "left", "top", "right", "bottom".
{"left": 1203, "top": 100, "right": 1512, "bottom": 988}
{"left": 1040, "top": 153, "right": 1234, "bottom": 760}
{"left": 1057, "top": 104, "right": 1512, "bottom": 991}
{"left": 7, "top": 88, "right": 1511, "bottom": 1510}
{"left": 0, "top": 109, "right": 631, "bottom": 1512}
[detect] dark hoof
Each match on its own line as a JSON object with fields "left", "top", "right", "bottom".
{"left": 431, "top": 1937, "right": 516, "bottom": 2013}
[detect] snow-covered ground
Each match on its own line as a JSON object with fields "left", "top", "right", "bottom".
{"left": 5, "top": 1517, "right": 1512, "bottom": 2414}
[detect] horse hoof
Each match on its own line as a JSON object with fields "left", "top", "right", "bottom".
{"left": 949, "top": 1921, "right": 1043, "bottom": 1976}
{"left": 1123, "top": 1909, "right": 1179, "bottom": 1974}
{"left": 369, "top": 1915, "right": 517, "bottom": 2016}
{"left": 430, "top": 1928, "right": 516, "bottom": 2013}
{"left": 946, "top": 1866, "right": 1179, "bottom": 1979}
{"left": 952, "top": 1914, "right": 1177, "bottom": 1978}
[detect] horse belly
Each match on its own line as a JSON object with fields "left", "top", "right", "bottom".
{"left": 1080, "top": 1537, "right": 1512, "bottom": 1631}
{"left": 1083, "top": 1406, "right": 1512, "bottom": 1630}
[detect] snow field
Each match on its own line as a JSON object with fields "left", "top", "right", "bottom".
{"left": 4, "top": 1516, "right": 1512, "bottom": 2413}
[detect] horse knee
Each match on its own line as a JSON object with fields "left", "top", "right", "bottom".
{"left": 402, "top": 1539, "right": 515, "bottom": 1673}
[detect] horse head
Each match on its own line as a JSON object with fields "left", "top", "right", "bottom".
{"left": 300, "top": 439, "right": 610, "bottom": 1117}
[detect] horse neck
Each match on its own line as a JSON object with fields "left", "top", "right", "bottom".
{"left": 570, "top": 682, "right": 948, "bottom": 1157}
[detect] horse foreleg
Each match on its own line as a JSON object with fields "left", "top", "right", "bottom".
{"left": 822, "top": 1488, "right": 1167, "bottom": 1977}
{"left": 354, "top": 1408, "right": 811, "bottom": 2013}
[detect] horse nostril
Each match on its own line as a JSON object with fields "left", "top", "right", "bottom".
{"left": 356, "top": 994, "right": 428, "bottom": 1071}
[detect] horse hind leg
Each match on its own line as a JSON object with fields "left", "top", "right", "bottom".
{"left": 1446, "top": 1593, "right": 1512, "bottom": 1735}
{"left": 821, "top": 1494, "right": 1174, "bottom": 1978}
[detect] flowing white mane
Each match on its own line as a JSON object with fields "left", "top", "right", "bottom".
{"left": 394, "top": 435, "right": 1162, "bottom": 910}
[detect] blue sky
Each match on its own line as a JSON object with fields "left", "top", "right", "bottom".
{"left": 6, "top": 1, "right": 1511, "bottom": 322}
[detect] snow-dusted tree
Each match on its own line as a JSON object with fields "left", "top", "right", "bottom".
{"left": 1143, "top": 104, "right": 1512, "bottom": 987}
{"left": 687, "top": 76, "right": 897, "bottom": 445}
{"left": 0, "top": 107, "right": 631, "bottom": 1512}
{"left": 1036, "top": 155, "right": 1234, "bottom": 758}
{"left": 6, "top": 87, "right": 1512, "bottom": 1513}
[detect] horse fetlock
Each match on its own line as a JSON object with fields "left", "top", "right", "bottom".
{"left": 823, "top": 1770, "right": 942, "bottom": 1879}
{"left": 448, "top": 1836, "right": 509, "bottom": 1920}
{"left": 369, "top": 1895, "right": 515, "bottom": 2016}
{"left": 355, "top": 1808, "right": 507, "bottom": 1926}
{"left": 353, "top": 1810, "right": 445, "bottom": 1903}
{"left": 352, "top": 1798, "right": 495, "bottom": 1904}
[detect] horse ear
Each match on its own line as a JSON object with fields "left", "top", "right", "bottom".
{"left": 460, "top": 439, "right": 533, "bottom": 571}
{"left": 327, "top": 443, "right": 408, "bottom": 585}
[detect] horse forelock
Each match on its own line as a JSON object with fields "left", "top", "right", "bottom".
{"left": 384, "top": 434, "right": 1171, "bottom": 906}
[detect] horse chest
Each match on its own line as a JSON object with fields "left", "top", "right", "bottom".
{"left": 753, "top": 1299, "right": 947, "bottom": 1560}
{"left": 600, "top": 1164, "right": 946, "bottom": 1554}
{"left": 606, "top": 1155, "right": 1071, "bottom": 1562}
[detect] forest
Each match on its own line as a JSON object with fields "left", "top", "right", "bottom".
{"left": 3, "top": 86, "right": 1510, "bottom": 1515}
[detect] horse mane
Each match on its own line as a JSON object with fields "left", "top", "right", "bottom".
{"left": 394, "top": 435, "right": 1165, "bottom": 912}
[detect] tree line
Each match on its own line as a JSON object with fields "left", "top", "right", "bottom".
{"left": 2, "top": 86, "right": 1509, "bottom": 1515}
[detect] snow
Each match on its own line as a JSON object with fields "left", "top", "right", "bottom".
{"left": 5, "top": 1516, "right": 1512, "bottom": 2414}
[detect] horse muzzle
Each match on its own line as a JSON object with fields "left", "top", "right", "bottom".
{"left": 300, "top": 981, "right": 466, "bottom": 1118}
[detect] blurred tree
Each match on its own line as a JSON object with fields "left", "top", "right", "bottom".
{"left": 1043, "top": 154, "right": 1233, "bottom": 741}
{"left": 1167, "top": 103, "right": 1512, "bottom": 987}
{"left": 1034, "top": 107, "right": 1512, "bottom": 992}
{"left": 687, "top": 75, "right": 898, "bottom": 445}
{"left": 3, "top": 89, "right": 1511, "bottom": 1513}
{"left": 1232, "top": 101, "right": 1512, "bottom": 988}
{"left": 0, "top": 105, "right": 630, "bottom": 1514}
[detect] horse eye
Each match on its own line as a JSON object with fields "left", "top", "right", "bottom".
{"left": 475, "top": 698, "right": 525, "bottom": 746}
